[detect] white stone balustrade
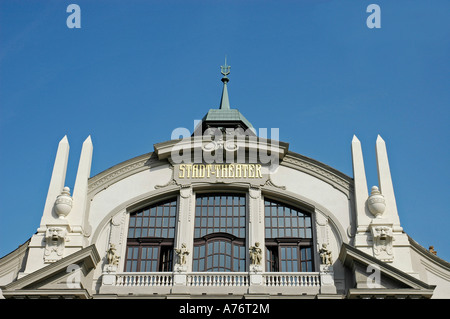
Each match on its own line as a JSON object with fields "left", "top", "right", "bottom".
{"left": 187, "top": 272, "right": 249, "bottom": 287}
{"left": 115, "top": 272, "right": 173, "bottom": 287}
{"left": 263, "top": 272, "right": 321, "bottom": 287}
{"left": 110, "top": 272, "right": 320, "bottom": 287}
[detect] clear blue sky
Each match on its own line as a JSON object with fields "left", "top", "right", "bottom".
{"left": 1, "top": 0, "right": 449, "bottom": 262}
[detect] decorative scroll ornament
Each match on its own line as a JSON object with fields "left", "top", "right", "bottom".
{"left": 248, "top": 186, "right": 261, "bottom": 199}
{"left": 263, "top": 173, "right": 286, "bottom": 190}
{"left": 201, "top": 138, "right": 239, "bottom": 152}
{"left": 155, "top": 165, "right": 178, "bottom": 189}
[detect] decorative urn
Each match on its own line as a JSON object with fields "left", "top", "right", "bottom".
{"left": 367, "top": 186, "right": 386, "bottom": 218}
{"left": 54, "top": 186, "right": 73, "bottom": 219}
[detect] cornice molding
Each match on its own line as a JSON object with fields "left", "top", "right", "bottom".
{"left": 153, "top": 136, "right": 290, "bottom": 161}
{"left": 339, "top": 243, "right": 435, "bottom": 291}
{"left": 2, "top": 244, "right": 100, "bottom": 292}
{"left": 407, "top": 235, "right": 450, "bottom": 272}
{"left": 0, "top": 239, "right": 30, "bottom": 282}
{"left": 281, "top": 152, "right": 353, "bottom": 198}
{"left": 87, "top": 152, "right": 166, "bottom": 197}
{"left": 86, "top": 142, "right": 354, "bottom": 201}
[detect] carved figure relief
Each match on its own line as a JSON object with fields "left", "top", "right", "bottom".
{"left": 175, "top": 243, "right": 190, "bottom": 272}
{"left": 249, "top": 242, "right": 263, "bottom": 273}
{"left": 107, "top": 243, "right": 120, "bottom": 266}
{"left": 249, "top": 242, "right": 262, "bottom": 266}
{"left": 319, "top": 243, "right": 333, "bottom": 265}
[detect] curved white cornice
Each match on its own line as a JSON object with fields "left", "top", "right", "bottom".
{"left": 87, "top": 139, "right": 353, "bottom": 200}
{"left": 153, "top": 136, "right": 290, "bottom": 162}
{"left": 282, "top": 151, "right": 353, "bottom": 198}
{"left": 87, "top": 152, "right": 165, "bottom": 197}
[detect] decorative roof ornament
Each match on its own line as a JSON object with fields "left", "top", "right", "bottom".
{"left": 219, "top": 56, "right": 231, "bottom": 110}
{"left": 192, "top": 57, "right": 255, "bottom": 136}
{"left": 367, "top": 186, "right": 386, "bottom": 218}
{"left": 220, "top": 56, "right": 231, "bottom": 80}
{"left": 429, "top": 246, "right": 437, "bottom": 255}
{"left": 54, "top": 186, "right": 73, "bottom": 219}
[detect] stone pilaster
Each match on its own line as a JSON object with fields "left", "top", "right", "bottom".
{"left": 319, "top": 265, "right": 337, "bottom": 294}
{"left": 248, "top": 185, "right": 265, "bottom": 272}
{"left": 175, "top": 186, "right": 194, "bottom": 272}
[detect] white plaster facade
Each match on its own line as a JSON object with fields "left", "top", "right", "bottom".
{"left": 1, "top": 73, "right": 449, "bottom": 299}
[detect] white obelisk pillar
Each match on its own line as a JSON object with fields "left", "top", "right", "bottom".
{"left": 70, "top": 135, "right": 93, "bottom": 245}
{"left": 375, "top": 135, "right": 401, "bottom": 228}
{"left": 351, "top": 136, "right": 371, "bottom": 228}
{"left": 38, "top": 135, "right": 70, "bottom": 229}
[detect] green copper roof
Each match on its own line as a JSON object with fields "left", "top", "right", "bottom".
{"left": 197, "top": 58, "right": 254, "bottom": 131}
{"left": 202, "top": 108, "right": 254, "bottom": 129}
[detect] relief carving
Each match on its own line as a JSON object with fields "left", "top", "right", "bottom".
{"left": 249, "top": 242, "right": 263, "bottom": 273}
{"left": 371, "top": 225, "right": 394, "bottom": 262}
{"left": 319, "top": 243, "right": 333, "bottom": 265}
{"left": 174, "top": 243, "right": 190, "bottom": 272}
{"left": 44, "top": 227, "right": 68, "bottom": 263}
{"left": 103, "top": 243, "right": 121, "bottom": 274}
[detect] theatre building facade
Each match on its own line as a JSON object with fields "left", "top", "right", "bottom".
{"left": 1, "top": 64, "right": 450, "bottom": 299}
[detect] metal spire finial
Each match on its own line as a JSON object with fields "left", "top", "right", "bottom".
{"left": 219, "top": 56, "right": 231, "bottom": 110}
{"left": 220, "top": 56, "right": 230, "bottom": 78}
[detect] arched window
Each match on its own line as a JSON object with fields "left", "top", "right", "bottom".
{"left": 193, "top": 194, "right": 246, "bottom": 272}
{"left": 125, "top": 198, "right": 177, "bottom": 272}
{"left": 264, "top": 199, "right": 314, "bottom": 272}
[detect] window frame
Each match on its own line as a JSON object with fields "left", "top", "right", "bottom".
{"left": 124, "top": 198, "right": 178, "bottom": 272}
{"left": 265, "top": 240, "right": 314, "bottom": 272}
{"left": 264, "top": 198, "right": 315, "bottom": 272}
{"left": 193, "top": 233, "right": 246, "bottom": 272}
{"left": 193, "top": 193, "right": 247, "bottom": 272}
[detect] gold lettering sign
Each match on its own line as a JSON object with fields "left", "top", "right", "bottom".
{"left": 178, "top": 164, "right": 263, "bottom": 179}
